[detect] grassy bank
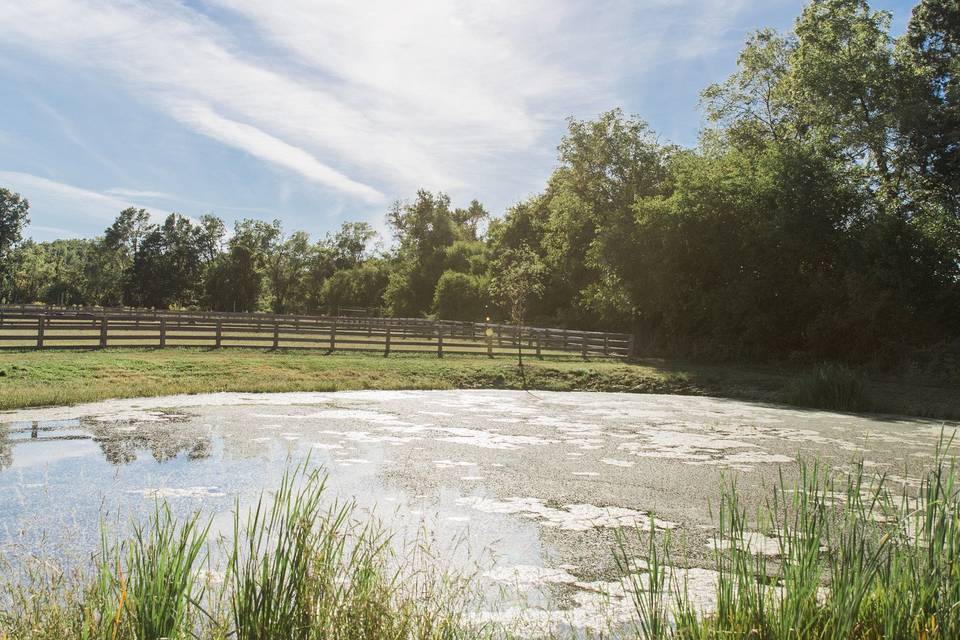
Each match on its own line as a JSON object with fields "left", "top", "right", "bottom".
{"left": 5, "top": 445, "right": 960, "bottom": 638}
{"left": 0, "top": 348, "right": 957, "bottom": 419}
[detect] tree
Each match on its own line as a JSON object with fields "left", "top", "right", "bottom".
{"left": 701, "top": 29, "right": 801, "bottom": 149}
{"left": 489, "top": 245, "right": 545, "bottom": 366}
{"left": 488, "top": 110, "right": 671, "bottom": 328}
{"left": 452, "top": 200, "right": 489, "bottom": 241}
{"left": 125, "top": 213, "right": 217, "bottom": 308}
{"left": 791, "top": 0, "right": 903, "bottom": 205}
{"left": 898, "top": 0, "right": 960, "bottom": 207}
{"left": 0, "top": 188, "right": 29, "bottom": 301}
{"left": 205, "top": 219, "right": 277, "bottom": 312}
{"left": 320, "top": 261, "right": 389, "bottom": 311}
{"left": 84, "top": 208, "right": 152, "bottom": 306}
{"left": 433, "top": 271, "right": 488, "bottom": 321}
{"left": 384, "top": 190, "right": 476, "bottom": 317}
{"left": 329, "top": 222, "right": 378, "bottom": 269}
{"left": 265, "top": 227, "right": 312, "bottom": 314}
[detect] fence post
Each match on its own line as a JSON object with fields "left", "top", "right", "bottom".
{"left": 437, "top": 327, "right": 443, "bottom": 358}
{"left": 99, "top": 316, "right": 108, "bottom": 348}
{"left": 581, "top": 334, "right": 587, "bottom": 359}
{"left": 563, "top": 329, "right": 569, "bottom": 351}
{"left": 160, "top": 318, "right": 166, "bottom": 348}
{"left": 272, "top": 321, "right": 279, "bottom": 350}
{"left": 603, "top": 334, "right": 609, "bottom": 356}
{"left": 536, "top": 334, "right": 542, "bottom": 359}
{"left": 330, "top": 321, "right": 337, "bottom": 352}
{"left": 486, "top": 329, "right": 493, "bottom": 358}
{"left": 384, "top": 326, "right": 391, "bottom": 357}
{"left": 628, "top": 334, "right": 636, "bottom": 357}
{"left": 215, "top": 320, "right": 222, "bottom": 348}
{"left": 36, "top": 316, "right": 44, "bottom": 349}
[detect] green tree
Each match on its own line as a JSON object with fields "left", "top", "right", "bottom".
{"left": 791, "top": 0, "right": 903, "bottom": 205}
{"left": 265, "top": 227, "right": 312, "bottom": 314}
{"left": 0, "top": 188, "right": 30, "bottom": 301}
{"left": 898, "top": 0, "right": 960, "bottom": 205}
{"left": 205, "top": 219, "right": 276, "bottom": 312}
{"left": 126, "top": 213, "right": 221, "bottom": 308}
{"left": 384, "top": 190, "right": 476, "bottom": 316}
{"left": 489, "top": 244, "right": 545, "bottom": 366}
{"left": 84, "top": 208, "right": 152, "bottom": 306}
{"left": 489, "top": 110, "right": 671, "bottom": 328}
{"left": 433, "top": 271, "right": 488, "bottom": 321}
{"left": 452, "top": 200, "right": 489, "bottom": 241}
{"left": 701, "top": 29, "right": 801, "bottom": 149}
{"left": 329, "top": 222, "right": 378, "bottom": 269}
{"left": 320, "top": 260, "right": 389, "bottom": 312}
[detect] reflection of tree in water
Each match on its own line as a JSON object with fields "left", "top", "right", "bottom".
{"left": 83, "top": 415, "right": 212, "bottom": 465}
{"left": 0, "top": 424, "right": 11, "bottom": 470}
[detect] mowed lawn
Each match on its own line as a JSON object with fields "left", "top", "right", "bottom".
{"left": 0, "top": 348, "right": 957, "bottom": 419}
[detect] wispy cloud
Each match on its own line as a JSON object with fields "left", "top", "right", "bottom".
{"left": 31, "top": 98, "right": 127, "bottom": 176}
{"left": 103, "top": 188, "right": 177, "bottom": 200}
{"left": 168, "top": 102, "right": 385, "bottom": 203}
{"left": 0, "top": 0, "right": 756, "bottom": 211}
{"left": 0, "top": 171, "right": 169, "bottom": 235}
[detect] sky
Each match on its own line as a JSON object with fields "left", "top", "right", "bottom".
{"left": 0, "top": 0, "right": 917, "bottom": 243}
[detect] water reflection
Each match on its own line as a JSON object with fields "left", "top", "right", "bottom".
{"left": 0, "top": 415, "right": 212, "bottom": 467}
{"left": 0, "top": 425, "right": 10, "bottom": 470}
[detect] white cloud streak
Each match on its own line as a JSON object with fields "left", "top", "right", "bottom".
{"left": 168, "top": 102, "right": 384, "bottom": 203}
{"left": 0, "top": 171, "right": 169, "bottom": 236}
{"left": 0, "top": 0, "right": 754, "bottom": 211}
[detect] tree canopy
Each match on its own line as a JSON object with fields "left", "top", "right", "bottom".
{"left": 1, "top": 0, "right": 957, "bottom": 369}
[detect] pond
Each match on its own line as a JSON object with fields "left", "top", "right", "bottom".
{"left": 0, "top": 390, "right": 952, "bottom": 635}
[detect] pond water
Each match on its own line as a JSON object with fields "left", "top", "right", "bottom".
{"left": 0, "top": 390, "right": 953, "bottom": 635}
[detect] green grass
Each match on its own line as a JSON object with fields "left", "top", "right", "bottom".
{"left": 0, "top": 349, "right": 958, "bottom": 419}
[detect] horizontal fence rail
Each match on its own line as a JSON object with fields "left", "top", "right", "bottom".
{"left": 0, "top": 305, "right": 634, "bottom": 359}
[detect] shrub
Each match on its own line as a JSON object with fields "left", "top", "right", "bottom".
{"left": 788, "top": 362, "right": 870, "bottom": 412}
{"left": 433, "top": 271, "right": 488, "bottom": 321}
{"left": 320, "top": 262, "right": 389, "bottom": 311}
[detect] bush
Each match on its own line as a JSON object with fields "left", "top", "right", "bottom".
{"left": 433, "top": 271, "right": 488, "bottom": 321}
{"left": 321, "top": 262, "right": 389, "bottom": 310}
{"left": 788, "top": 362, "right": 870, "bottom": 412}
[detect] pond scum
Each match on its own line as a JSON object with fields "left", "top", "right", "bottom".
{"left": 2, "top": 440, "right": 960, "bottom": 639}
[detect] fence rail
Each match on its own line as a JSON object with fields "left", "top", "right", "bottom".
{"left": 0, "top": 305, "right": 634, "bottom": 359}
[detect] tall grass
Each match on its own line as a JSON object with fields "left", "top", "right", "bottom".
{"left": 6, "top": 444, "right": 960, "bottom": 639}
{"left": 788, "top": 362, "right": 871, "bottom": 412}
{"left": 621, "top": 435, "right": 960, "bottom": 639}
{"left": 0, "top": 464, "right": 473, "bottom": 640}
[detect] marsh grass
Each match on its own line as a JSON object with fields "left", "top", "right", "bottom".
{"left": 0, "top": 463, "right": 476, "bottom": 640}
{"left": 7, "top": 444, "right": 960, "bottom": 639}
{"left": 621, "top": 434, "right": 960, "bottom": 639}
{"left": 787, "top": 362, "right": 870, "bottom": 412}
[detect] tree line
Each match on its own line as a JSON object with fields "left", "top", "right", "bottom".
{"left": 0, "top": 0, "right": 957, "bottom": 366}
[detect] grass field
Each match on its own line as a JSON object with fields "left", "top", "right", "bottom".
{"left": 0, "top": 348, "right": 957, "bottom": 419}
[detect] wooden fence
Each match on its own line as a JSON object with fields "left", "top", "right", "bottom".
{"left": 0, "top": 305, "right": 634, "bottom": 359}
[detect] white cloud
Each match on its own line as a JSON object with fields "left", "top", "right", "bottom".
{"left": 0, "top": 0, "right": 754, "bottom": 211}
{"left": 0, "top": 171, "right": 169, "bottom": 235}
{"left": 167, "top": 102, "right": 385, "bottom": 203}
{"left": 104, "top": 188, "right": 177, "bottom": 199}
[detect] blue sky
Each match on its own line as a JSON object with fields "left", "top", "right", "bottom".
{"left": 1, "top": 0, "right": 916, "bottom": 242}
